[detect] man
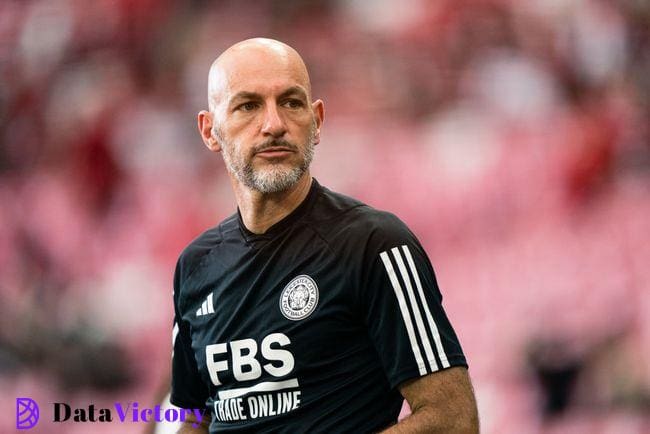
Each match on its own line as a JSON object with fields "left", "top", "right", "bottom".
{"left": 171, "top": 38, "right": 479, "bottom": 433}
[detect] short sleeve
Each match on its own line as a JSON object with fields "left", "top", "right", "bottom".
{"left": 170, "top": 261, "right": 210, "bottom": 409}
{"left": 358, "top": 214, "right": 467, "bottom": 389}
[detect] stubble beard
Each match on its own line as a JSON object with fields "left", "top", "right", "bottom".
{"left": 214, "top": 123, "right": 316, "bottom": 194}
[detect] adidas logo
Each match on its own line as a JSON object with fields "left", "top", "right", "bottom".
{"left": 196, "top": 293, "right": 215, "bottom": 317}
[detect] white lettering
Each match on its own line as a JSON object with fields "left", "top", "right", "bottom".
{"left": 206, "top": 343, "right": 228, "bottom": 385}
{"left": 205, "top": 333, "right": 295, "bottom": 386}
{"left": 214, "top": 398, "right": 247, "bottom": 421}
{"left": 244, "top": 391, "right": 302, "bottom": 419}
{"left": 231, "top": 339, "right": 262, "bottom": 382}
{"left": 281, "top": 392, "right": 292, "bottom": 413}
{"left": 216, "top": 401, "right": 226, "bottom": 421}
{"left": 261, "top": 333, "right": 294, "bottom": 377}
{"left": 247, "top": 396, "right": 258, "bottom": 418}
{"left": 258, "top": 394, "right": 269, "bottom": 417}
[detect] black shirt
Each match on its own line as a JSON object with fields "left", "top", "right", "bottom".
{"left": 171, "top": 179, "right": 467, "bottom": 433}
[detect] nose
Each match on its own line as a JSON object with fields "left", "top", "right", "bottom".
{"left": 261, "top": 103, "right": 287, "bottom": 138}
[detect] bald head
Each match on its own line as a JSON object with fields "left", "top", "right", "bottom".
{"left": 207, "top": 38, "right": 312, "bottom": 113}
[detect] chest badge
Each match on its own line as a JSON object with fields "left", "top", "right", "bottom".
{"left": 279, "top": 275, "right": 319, "bottom": 321}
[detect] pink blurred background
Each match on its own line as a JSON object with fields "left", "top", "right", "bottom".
{"left": 1, "top": 1, "right": 649, "bottom": 433}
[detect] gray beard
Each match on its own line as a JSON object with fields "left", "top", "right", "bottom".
{"left": 239, "top": 150, "right": 312, "bottom": 194}
{"left": 215, "top": 125, "right": 316, "bottom": 194}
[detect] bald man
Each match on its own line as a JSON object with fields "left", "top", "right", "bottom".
{"left": 171, "top": 38, "right": 478, "bottom": 433}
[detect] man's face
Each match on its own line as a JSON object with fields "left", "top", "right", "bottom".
{"left": 209, "top": 49, "right": 322, "bottom": 194}
{"left": 213, "top": 119, "right": 317, "bottom": 195}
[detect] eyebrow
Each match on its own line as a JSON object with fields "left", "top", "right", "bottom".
{"left": 278, "top": 86, "right": 308, "bottom": 100}
{"left": 228, "top": 86, "right": 308, "bottom": 106}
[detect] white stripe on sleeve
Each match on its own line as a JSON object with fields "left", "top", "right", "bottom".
{"left": 380, "top": 251, "right": 427, "bottom": 375}
{"left": 391, "top": 247, "right": 439, "bottom": 372}
{"left": 402, "top": 245, "right": 450, "bottom": 368}
{"left": 172, "top": 322, "right": 179, "bottom": 358}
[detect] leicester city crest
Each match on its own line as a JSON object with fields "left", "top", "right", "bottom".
{"left": 279, "top": 275, "right": 319, "bottom": 321}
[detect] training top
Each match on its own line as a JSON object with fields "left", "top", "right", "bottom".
{"left": 171, "top": 179, "right": 467, "bottom": 433}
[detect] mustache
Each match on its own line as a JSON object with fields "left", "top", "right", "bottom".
{"left": 253, "top": 139, "right": 299, "bottom": 153}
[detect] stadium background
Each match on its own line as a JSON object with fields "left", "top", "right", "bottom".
{"left": 1, "top": 0, "right": 649, "bottom": 433}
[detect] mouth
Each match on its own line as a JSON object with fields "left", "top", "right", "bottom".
{"left": 255, "top": 147, "right": 296, "bottom": 158}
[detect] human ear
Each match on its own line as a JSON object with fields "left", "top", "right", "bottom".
{"left": 311, "top": 99, "right": 325, "bottom": 145}
{"left": 198, "top": 110, "right": 221, "bottom": 152}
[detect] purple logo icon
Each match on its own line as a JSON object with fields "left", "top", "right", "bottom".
{"left": 16, "top": 398, "right": 39, "bottom": 429}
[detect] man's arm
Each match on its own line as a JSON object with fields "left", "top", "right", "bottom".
{"left": 382, "top": 367, "right": 479, "bottom": 434}
{"left": 176, "top": 412, "right": 211, "bottom": 434}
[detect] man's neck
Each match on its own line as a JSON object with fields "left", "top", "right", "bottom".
{"left": 232, "top": 174, "right": 313, "bottom": 234}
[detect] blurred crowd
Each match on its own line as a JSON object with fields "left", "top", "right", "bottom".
{"left": 1, "top": 0, "right": 649, "bottom": 433}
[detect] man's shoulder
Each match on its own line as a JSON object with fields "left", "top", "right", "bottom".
{"left": 312, "top": 184, "right": 412, "bottom": 241}
{"left": 175, "top": 213, "right": 237, "bottom": 277}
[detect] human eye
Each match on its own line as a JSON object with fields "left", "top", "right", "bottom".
{"left": 236, "top": 101, "right": 259, "bottom": 112}
{"left": 282, "top": 98, "right": 305, "bottom": 109}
